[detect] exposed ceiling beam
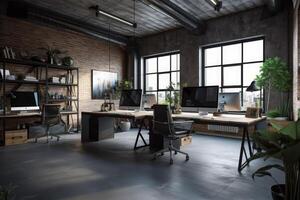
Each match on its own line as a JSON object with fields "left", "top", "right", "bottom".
{"left": 292, "top": 0, "right": 300, "bottom": 9}
{"left": 141, "top": 0, "right": 205, "bottom": 34}
{"left": 6, "top": 1, "right": 129, "bottom": 46}
{"left": 264, "top": 0, "right": 284, "bottom": 13}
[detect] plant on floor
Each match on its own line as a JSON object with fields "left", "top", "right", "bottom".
{"left": 250, "top": 121, "right": 300, "bottom": 200}
{"left": 255, "top": 57, "right": 292, "bottom": 116}
{"left": 0, "top": 184, "right": 17, "bottom": 200}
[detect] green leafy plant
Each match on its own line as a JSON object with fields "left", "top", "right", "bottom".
{"left": 250, "top": 121, "right": 300, "bottom": 200}
{"left": 165, "top": 82, "right": 180, "bottom": 107}
{"left": 267, "top": 109, "right": 281, "bottom": 118}
{"left": 256, "top": 57, "right": 292, "bottom": 114}
{"left": 113, "top": 79, "right": 133, "bottom": 99}
{"left": 40, "top": 45, "right": 67, "bottom": 64}
{"left": 0, "top": 184, "right": 17, "bottom": 200}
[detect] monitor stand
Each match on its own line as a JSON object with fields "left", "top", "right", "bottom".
{"left": 198, "top": 107, "right": 217, "bottom": 116}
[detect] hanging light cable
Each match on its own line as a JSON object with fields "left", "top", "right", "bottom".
{"left": 108, "top": 22, "right": 111, "bottom": 72}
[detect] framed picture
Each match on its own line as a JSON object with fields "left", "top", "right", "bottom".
{"left": 91, "top": 70, "right": 118, "bottom": 99}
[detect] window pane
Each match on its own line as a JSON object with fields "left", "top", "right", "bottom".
{"left": 171, "top": 72, "right": 180, "bottom": 89}
{"left": 222, "top": 88, "right": 241, "bottom": 93}
{"left": 146, "top": 58, "right": 157, "bottom": 73}
{"left": 146, "top": 74, "right": 157, "bottom": 91}
{"left": 171, "top": 54, "right": 180, "bottom": 71}
{"left": 205, "top": 67, "right": 221, "bottom": 87}
{"left": 243, "top": 40, "right": 263, "bottom": 62}
{"left": 204, "top": 47, "right": 221, "bottom": 66}
{"left": 158, "top": 91, "right": 167, "bottom": 104}
{"left": 243, "top": 62, "right": 262, "bottom": 86}
{"left": 223, "top": 66, "right": 241, "bottom": 86}
{"left": 223, "top": 44, "right": 241, "bottom": 65}
{"left": 159, "top": 73, "right": 170, "bottom": 90}
{"left": 158, "top": 56, "right": 170, "bottom": 72}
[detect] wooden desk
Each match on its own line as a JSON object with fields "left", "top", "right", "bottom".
{"left": 0, "top": 113, "right": 42, "bottom": 146}
{"left": 81, "top": 110, "right": 267, "bottom": 171}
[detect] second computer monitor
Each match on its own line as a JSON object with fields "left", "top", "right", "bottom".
{"left": 119, "top": 89, "right": 142, "bottom": 110}
{"left": 218, "top": 92, "right": 241, "bottom": 111}
{"left": 142, "top": 94, "right": 157, "bottom": 109}
{"left": 181, "top": 86, "right": 219, "bottom": 113}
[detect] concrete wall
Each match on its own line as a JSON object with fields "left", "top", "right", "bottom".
{"left": 137, "top": 6, "right": 291, "bottom": 110}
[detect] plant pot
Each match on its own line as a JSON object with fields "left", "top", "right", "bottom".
{"left": 271, "top": 184, "right": 285, "bottom": 200}
{"left": 119, "top": 121, "right": 131, "bottom": 132}
{"left": 273, "top": 117, "right": 288, "bottom": 121}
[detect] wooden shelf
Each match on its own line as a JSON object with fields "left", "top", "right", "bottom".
{"left": 0, "top": 57, "right": 80, "bottom": 146}
{"left": 2, "top": 79, "right": 42, "bottom": 84}
{"left": 0, "top": 80, "right": 77, "bottom": 87}
{"left": 0, "top": 58, "right": 78, "bottom": 70}
{"left": 47, "top": 82, "right": 78, "bottom": 86}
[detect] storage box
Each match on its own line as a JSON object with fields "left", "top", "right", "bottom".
{"left": 5, "top": 129, "right": 27, "bottom": 146}
{"left": 181, "top": 136, "right": 192, "bottom": 146}
{"left": 163, "top": 135, "right": 192, "bottom": 148}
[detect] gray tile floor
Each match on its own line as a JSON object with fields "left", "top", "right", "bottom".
{"left": 0, "top": 130, "right": 283, "bottom": 200}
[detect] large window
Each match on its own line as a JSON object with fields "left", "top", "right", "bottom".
{"left": 144, "top": 52, "right": 180, "bottom": 103}
{"left": 202, "top": 38, "right": 264, "bottom": 110}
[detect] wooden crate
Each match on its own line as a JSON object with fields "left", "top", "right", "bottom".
{"left": 5, "top": 129, "right": 27, "bottom": 146}
{"left": 181, "top": 136, "right": 192, "bottom": 146}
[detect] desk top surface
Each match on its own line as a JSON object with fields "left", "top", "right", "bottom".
{"left": 82, "top": 110, "right": 266, "bottom": 126}
{"left": 0, "top": 112, "right": 41, "bottom": 118}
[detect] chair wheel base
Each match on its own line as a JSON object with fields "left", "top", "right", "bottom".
{"left": 186, "top": 156, "right": 189, "bottom": 161}
{"left": 170, "top": 159, "right": 173, "bottom": 165}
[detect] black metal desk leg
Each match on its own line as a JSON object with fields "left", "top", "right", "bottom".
{"left": 238, "top": 126, "right": 252, "bottom": 172}
{"left": 134, "top": 118, "right": 149, "bottom": 150}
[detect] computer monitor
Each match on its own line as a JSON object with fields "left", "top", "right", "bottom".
{"left": 218, "top": 92, "right": 241, "bottom": 111}
{"left": 141, "top": 94, "right": 156, "bottom": 109}
{"left": 181, "top": 86, "right": 219, "bottom": 113}
{"left": 119, "top": 89, "right": 142, "bottom": 110}
{"left": 10, "top": 91, "right": 39, "bottom": 111}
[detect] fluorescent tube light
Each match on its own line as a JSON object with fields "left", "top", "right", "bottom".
{"left": 205, "top": 0, "right": 222, "bottom": 11}
{"left": 90, "top": 5, "right": 137, "bottom": 28}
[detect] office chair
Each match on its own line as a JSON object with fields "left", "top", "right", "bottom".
{"left": 152, "top": 104, "right": 193, "bottom": 164}
{"left": 34, "top": 104, "right": 64, "bottom": 143}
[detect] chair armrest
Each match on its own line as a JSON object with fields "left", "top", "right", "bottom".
{"left": 173, "top": 120, "right": 193, "bottom": 132}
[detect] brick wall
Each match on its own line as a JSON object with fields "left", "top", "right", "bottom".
{"left": 0, "top": 16, "right": 127, "bottom": 125}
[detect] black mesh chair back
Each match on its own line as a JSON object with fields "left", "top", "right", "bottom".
{"left": 43, "top": 104, "right": 61, "bottom": 126}
{"left": 153, "top": 104, "right": 174, "bottom": 136}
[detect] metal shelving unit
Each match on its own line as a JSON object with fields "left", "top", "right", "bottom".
{"left": 0, "top": 58, "right": 79, "bottom": 146}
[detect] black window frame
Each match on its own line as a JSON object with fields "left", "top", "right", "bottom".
{"left": 201, "top": 36, "right": 265, "bottom": 111}
{"left": 143, "top": 52, "right": 180, "bottom": 103}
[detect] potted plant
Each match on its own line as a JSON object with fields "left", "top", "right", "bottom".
{"left": 114, "top": 79, "right": 133, "bottom": 132}
{"left": 0, "top": 184, "right": 17, "bottom": 200}
{"left": 256, "top": 57, "right": 292, "bottom": 119}
{"left": 250, "top": 121, "right": 300, "bottom": 200}
{"left": 40, "top": 46, "right": 67, "bottom": 65}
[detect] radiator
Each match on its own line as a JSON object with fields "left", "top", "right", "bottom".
{"left": 208, "top": 125, "right": 239, "bottom": 133}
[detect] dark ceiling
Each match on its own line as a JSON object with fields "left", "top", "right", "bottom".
{"left": 21, "top": 0, "right": 265, "bottom": 37}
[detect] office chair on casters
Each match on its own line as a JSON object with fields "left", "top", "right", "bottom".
{"left": 35, "top": 104, "right": 64, "bottom": 143}
{"left": 152, "top": 104, "right": 193, "bottom": 164}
